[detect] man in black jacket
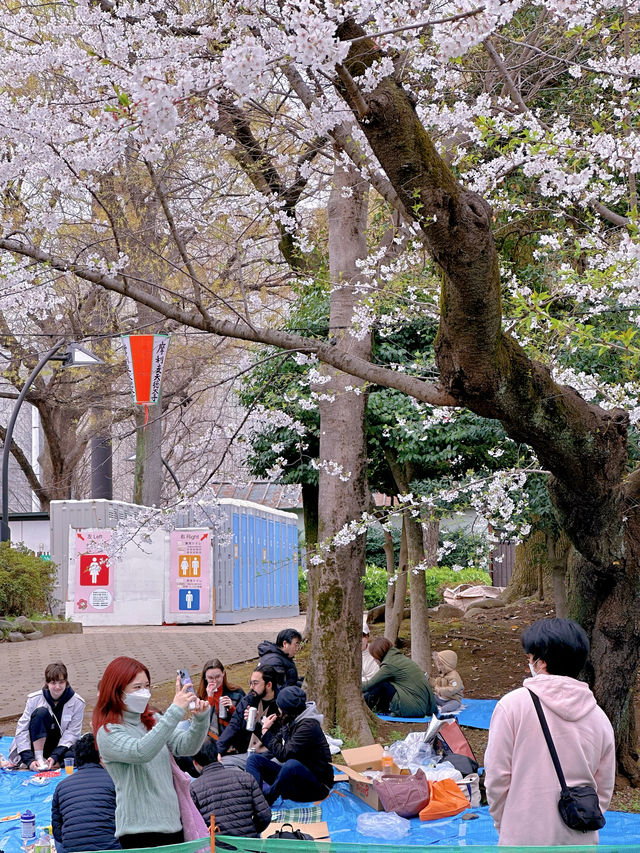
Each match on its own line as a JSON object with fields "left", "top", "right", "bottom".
{"left": 246, "top": 686, "right": 333, "bottom": 805}
{"left": 51, "top": 733, "right": 121, "bottom": 853}
{"left": 216, "top": 666, "right": 279, "bottom": 769}
{"left": 257, "top": 629, "right": 301, "bottom": 688}
{"left": 190, "top": 757, "right": 271, "bottom": 837}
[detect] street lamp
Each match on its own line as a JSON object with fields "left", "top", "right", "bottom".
{"left": 1, "top": 340, "right": 103, "bottom": 542}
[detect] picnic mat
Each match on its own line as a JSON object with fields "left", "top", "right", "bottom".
{"left": 377, "top": 698, "right": 498, "bottom": 729}
{"left": 3, "top": 737, "right": 640, "bottom": 850}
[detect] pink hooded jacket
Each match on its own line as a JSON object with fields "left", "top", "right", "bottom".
{"left": 485, "top": 673, "right": 615, "bottom": 846}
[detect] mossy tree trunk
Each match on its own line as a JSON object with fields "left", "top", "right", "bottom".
{"left": 302, "top": 483, "right": 319, "bottom": 640}
{"left": 305, "top": 161, "right": 374, "bottom": 744}
{"left": 335, "top": 21, "right": 640, "bottom": 779}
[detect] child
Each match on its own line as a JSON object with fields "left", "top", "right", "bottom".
{"left": 431, "top": 650, "right": 464, "bottom": 714}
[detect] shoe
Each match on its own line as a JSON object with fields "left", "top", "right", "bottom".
{"left": 34, "top": 759, "right": 48, "bottom": 771}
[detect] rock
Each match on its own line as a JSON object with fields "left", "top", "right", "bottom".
{"left": 13, "top": 616, "right": 36, "bottom": 633}
{"left": 24, "top": 631, "right": 43, "bottom": 641}
{"left": 31, "top": 620, "right": 83, "bottom": 636}
{"left": 0, "top": 618, "right": 12, "bottom": 630}
{"left": 431, "top": 604, "right": 464, "bottom": 620}
{"left": 8, "top": 631, "right": 26, "bottom": 642}
{"left": 466, "top": 598, "right": 504, "bottom": 611}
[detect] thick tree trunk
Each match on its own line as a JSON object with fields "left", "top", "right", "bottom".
{"left": 385, "top": 525, "right": 406, "bottom": 644}
{"left": 306, "top": 161, "right": 373, "bottom": 743}
{"left": 302, "top": 482, "right": 319, "bottom": 640}
{"left": 406, "top": 513, "right": 429, "bottom": 671}
{"left": 133, "top": 401, "right": 163, "bottom": 506}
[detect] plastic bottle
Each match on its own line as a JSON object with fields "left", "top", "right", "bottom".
{"left": 34, "top": 828, "right": 51, "bottom": 853}
{"left": 381, "top": 748, "right": 394, "bottom": 773}
{"left": 20, "top": 811, "right": 36, "bottom": 842}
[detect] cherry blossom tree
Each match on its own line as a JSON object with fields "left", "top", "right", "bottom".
{"left": 1, "top": 0, "right": 640, "bottom": 774}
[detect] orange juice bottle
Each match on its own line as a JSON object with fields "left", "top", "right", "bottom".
{"left": 381, "top": 748, "right": 393, "bottom": 773}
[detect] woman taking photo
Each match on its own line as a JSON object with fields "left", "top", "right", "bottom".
{"left": 93, "top": 656, "right": 209, "bottom": 850}
{"left": 195, "top": 658, "right": 245, "bottom": 765}
{"left": 362, "top": 637, "right": 437, "bottom": 718}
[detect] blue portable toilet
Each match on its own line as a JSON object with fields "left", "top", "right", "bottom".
{"left": 213, "top": 499, "right": 299, "bottom": 624}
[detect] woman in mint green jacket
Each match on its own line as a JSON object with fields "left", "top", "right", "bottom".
{"left": 93, "top": 656, "right": 209, "bottom": 850}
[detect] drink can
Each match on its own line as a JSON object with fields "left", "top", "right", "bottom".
{"left": 218, "top": 701, "right": 227, "bottom": 720}
{"left": 246, "top": 706, "right": 257, "bottom": 731}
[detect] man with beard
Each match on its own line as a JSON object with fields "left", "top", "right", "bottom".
{"left": 245, "top": 686, "right": 332, "bottom": 805}
{"left": 9, "top": 661, "right": 85, "bottom": 770}
{"left": 215, "top": 666, "right": 279, "bottom": 770}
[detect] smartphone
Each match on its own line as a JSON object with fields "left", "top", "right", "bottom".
{"left": 177, "top": 669, "right": 196, "bottom": 709}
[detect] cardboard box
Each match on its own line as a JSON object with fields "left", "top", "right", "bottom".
{"left": 334, "top": 744, "right": 402, "bottom": 811}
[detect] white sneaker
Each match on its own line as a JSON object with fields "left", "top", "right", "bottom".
{"left": 35, "top": 759, "right": 48, "bottom": 771}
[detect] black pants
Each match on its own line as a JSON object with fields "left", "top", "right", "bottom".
{"left": 29, "top": 707, "right": 62, "bottom": 760}
{"left": 119, "top": 830, "right": 184, "bottom": 849}
{"left": 363, "top": 680, "right": 396, "bottom": 714}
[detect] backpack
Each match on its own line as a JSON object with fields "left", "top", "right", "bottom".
{"left": 269, "top": 823, "right": 314, "bottom": 840}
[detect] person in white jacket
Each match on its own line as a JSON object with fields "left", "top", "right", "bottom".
{"left": 361, "top": 618, "right": 379, "bottom": 682}
{"left": 485, "top": 618, "right": 615, "bottom": 846}
{"left": 9, "top": 661, "right": 85, "bottom": 770}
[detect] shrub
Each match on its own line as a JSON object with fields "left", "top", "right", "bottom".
{"left": 298, "top": 566, "right": 308, "bottom": 611}
{"left": 363, "top": 563, "right": 389, "bottom": 610}
{"left": 0, "top": 543, "right": 56, "bottom": 616}
{"left": 428, "top": 566, "right": 491, "bottom": 606}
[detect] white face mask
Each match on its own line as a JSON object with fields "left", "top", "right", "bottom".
{"left": 123, "top": 689, "right": 151, "bottom": 714}
{"left": 529, "top": 663, "right": 537, "bottom": 677}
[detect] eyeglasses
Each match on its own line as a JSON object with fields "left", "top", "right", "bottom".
{"left": 249, "top": 679, "right": 263, "bottom": 687}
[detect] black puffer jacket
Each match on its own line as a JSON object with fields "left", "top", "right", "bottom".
{"left": 257, "top": 641, "right": 300, "bottom": 687}
{"left": 51, "top": 764, "right": 121, "bottom": 852}
{"left": 190, "top": 761, "right": 271, "bottom": 837}
{"left": 260, "top": 702, "right": 333, "bottom": 790}
{"left": 216, "top": 693, "right": 278, "bottom": 757}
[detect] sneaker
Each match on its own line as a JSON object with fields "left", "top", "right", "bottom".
{"left": 35, "top": 759, "right": 48, "bottom": 771}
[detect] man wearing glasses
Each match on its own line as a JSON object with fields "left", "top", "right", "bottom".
{"left": 216, "top": 666, "right": 279, "bottom": 770}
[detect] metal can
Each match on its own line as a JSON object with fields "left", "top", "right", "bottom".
{"left": 218, "top": 701, "right": 227, "bottom": 721}
{"left": 246, "top": 706, "right": 257, "bottom": 731}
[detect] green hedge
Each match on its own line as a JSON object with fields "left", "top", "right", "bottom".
{"left": 363, "top": 563, "right": 491, "bottom": 610}
{"left": 0, "top": 543, "right": 56, "bottom": 616}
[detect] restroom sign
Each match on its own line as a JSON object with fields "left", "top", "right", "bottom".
{"left": 74, "top": 529, "right": 114, "bottom": 614}
{"left": 169, "top": 529, "right": 210, "bottom": 616}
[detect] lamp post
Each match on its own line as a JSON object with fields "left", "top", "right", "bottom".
{"left": 1, "top": 340, "right": 103, "bottom": 543}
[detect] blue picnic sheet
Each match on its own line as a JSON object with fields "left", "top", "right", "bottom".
{"left": 377, "top": 698, "right": 498, "bottom": 729}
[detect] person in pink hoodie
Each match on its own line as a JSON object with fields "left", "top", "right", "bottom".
{"left": 485, "top": 618, "right": 615, "bottom": 846}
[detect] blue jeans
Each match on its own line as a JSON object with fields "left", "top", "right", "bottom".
{"left": 246, "top": 753, "right": 329, "bottom": 805}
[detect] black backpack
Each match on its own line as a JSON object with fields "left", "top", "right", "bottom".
{"left": 269, "top": 823, "right": 314, "bottom": 840}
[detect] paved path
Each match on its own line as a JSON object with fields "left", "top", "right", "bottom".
{"left": 0, "top": 615, "right": 305, "bottom": 722}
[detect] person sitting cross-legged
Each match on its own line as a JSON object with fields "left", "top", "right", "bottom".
{"left": 190, "top": 754, "right": 271, "bottom": 838}
{"left": 51, "top": 733, "right": 121, "bottom": 853}
{"left": 245, "top": 686, "right": 332, "bottom": 806}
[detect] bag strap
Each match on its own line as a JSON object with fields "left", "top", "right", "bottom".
{"left": 527, "top": 689, "right": 569, "bottom": 793}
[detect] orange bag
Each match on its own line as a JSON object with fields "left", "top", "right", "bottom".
{"left": 418, "top": 778, "right": 470, "bottom": 821}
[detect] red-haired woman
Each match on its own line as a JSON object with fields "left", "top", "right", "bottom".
{"left": 195, "top": 658, "right": 245, "bottom": 765}
{"left": 93, "top": 656, "right": 209, "bottom": 850}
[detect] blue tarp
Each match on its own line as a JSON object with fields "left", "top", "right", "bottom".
{"left": 3, "top": 737, "right": 640, "bottom": 850}
{"left": 377, "top": 698, "right": 498, "bottom": 730}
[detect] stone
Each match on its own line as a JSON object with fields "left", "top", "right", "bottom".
{"left": 24, "top": 631, "right": 43, "bottom": 641}
{"left": 13, "top": 616, "right": 36, "bottom": 633}
{"left": 0, "top": 618, "right": 12, "bottom": 630}
{"left": 431, "top": 603, "right": 465, "bottom": 620}
{"left": 8, "top": 631, "right": 26, "bottom": 642}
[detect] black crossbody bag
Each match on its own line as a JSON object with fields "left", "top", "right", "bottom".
{"left": 528, "top": 689, "right": 605, "bottom": 832}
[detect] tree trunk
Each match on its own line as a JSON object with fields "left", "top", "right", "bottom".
{"left": 547, "top": 531, "right": 570, "bottom": 618}
{"left": 501, "top": 532, "right": 546, "bottom": 604}
{"left": 385, "top": 526, "right": 406, "bottom": 644}
{"left": 306, "top": 161, "right": 373, "bottom": 743}
{"left": 302, "top": 482, "right": 319, "bottom": 640}
{"left": 133, "top": 401, "right": 163, "bottom": 506}
{"left": 405, "top": 512, "right": 430, "bottom": 671}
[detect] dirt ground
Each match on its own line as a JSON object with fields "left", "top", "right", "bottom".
{"left": 3, "top": 600, "right": 638, "bottom": 811}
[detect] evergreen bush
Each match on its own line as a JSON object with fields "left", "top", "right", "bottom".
{"left": 0, "top": 543, "right": 56, "bottom": 616}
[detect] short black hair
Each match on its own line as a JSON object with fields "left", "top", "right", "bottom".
{"left": 75, "top": 733, "right": 101, "bottom": 767}
{"left": 521, "top": 618, "right": 589, "bottom": 679}
{"left": 276, "top": 628, "right": 302, "bottom": 648}
{"left": 255, "top": 664, "right": 279, "bottom": 692}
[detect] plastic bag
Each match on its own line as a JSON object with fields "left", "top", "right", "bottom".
{"left": 357, "top": 811, "right": 410, "bottom": 839}
{"left": 388, "top": 731, "right": 436, "bottom": 769}
{"left": 419, "top": 761, "right": 462, "bottom": 782}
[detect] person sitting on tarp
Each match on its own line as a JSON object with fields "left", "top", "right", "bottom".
{"left": 51, "top": 733, "right": 121, "bottom": 853}
{"left": 9, "top": 661, "right": 85, "bottom": 770}
{"left": 362, "top": 638, "right": 437, "bottom": 718}
{"left": 257, "top": 629, "right": 302, "bottom": 688}
{"left": 216, "top": 666, "right": 279, "bottom": 770}
{"left": 190, "top": 752, "right": 271, "bottom": 837}
{"left": 245, "top": 686, "right": 333, "bottom": 806}
{"left": 430, "top": 649, "right": 464, "bottom": 714}
{"left": 362, "top": 618, "right": 379, "bottom": 682}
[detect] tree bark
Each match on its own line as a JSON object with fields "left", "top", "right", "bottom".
{"left": 302, "top": 482, "right": 319, "bottom": 640}
{"left": 306, "top": 161, "right": 373, "bottom": 743}
{"left": 405, "top": 512, "right": 430, "bottom": 671}
{"left": 385, "top": 525, "right": 406, "bottom": 645}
